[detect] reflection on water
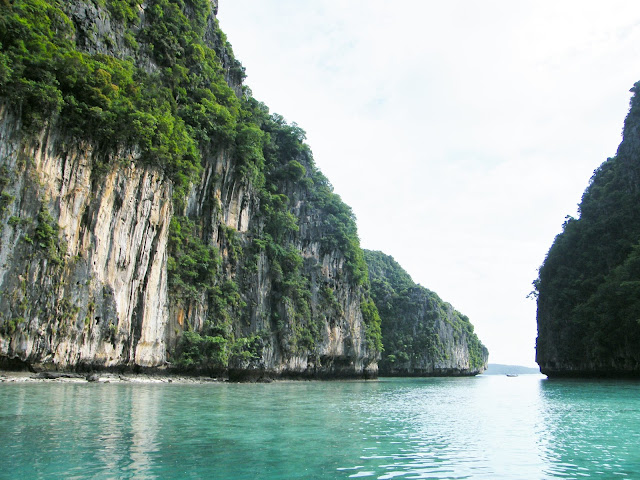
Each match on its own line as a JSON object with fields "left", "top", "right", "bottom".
{"left": 537, "top": 379, "right": 640, "bottom": 479}
{"left": 337, "top": 376, "right": 548, "bottom": 479}
{"left": 1, "top": 376, "right": 640, "bottom": 479}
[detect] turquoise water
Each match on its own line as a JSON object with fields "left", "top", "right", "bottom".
{"left": 2, "top": 375, "right": 640, "bottom": 479}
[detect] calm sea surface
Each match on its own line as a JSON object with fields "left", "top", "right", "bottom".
{"left": 2, "top": 375, "right": 640, "bottom": 479}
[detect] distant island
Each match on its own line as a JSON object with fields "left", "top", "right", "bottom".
{"left": 365, "top": 250, "right": 487, "bottom": 376}
{"left": 482, "top": 364, "right": 541, "bottom": 375}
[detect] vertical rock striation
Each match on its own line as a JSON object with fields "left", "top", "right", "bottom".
{"left": 0, "top": 108, "right": 171, "bottom": 369}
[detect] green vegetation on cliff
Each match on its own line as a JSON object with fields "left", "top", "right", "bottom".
{"left": 0, "top": 0, "right": 236, "bottom": 197}
{"left": 364, "top": 250, "right": 487, "bottom": 375}
{"left": 535, "top": 82, "right": 640, "bottom": 374}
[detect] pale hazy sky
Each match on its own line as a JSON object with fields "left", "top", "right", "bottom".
{"left": 217, "top": 1, "right": 640, "bottom": 367}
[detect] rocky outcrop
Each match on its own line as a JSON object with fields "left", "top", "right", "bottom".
{"left": 0, "top": 1, "right": 379, "bottom": 378}
{"left": 364, "top": 250, "right": 488, "bottom": 376}
{"left": 535, "top": 81, "right": 640, "bottom": 378}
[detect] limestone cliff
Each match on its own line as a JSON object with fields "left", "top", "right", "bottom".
{"left": 364, "top": 250, "right": 488, "bottom": 376}
{"left": 535, "top": 81, "right": 640, "bottom": 378}
{"left": 0, "top": 114, "right": 171, "bottom": 369}
{"left": 0, "top": 0, "right": 380, "bottom": 378}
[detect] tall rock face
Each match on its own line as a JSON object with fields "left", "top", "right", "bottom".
{"left": 364, "top": 250, "right": 488, "bottom": 376}
{"left": 0, "top": 0, "right": 381, "bottom": 378}
{"left": 535, "top": 82, "right": 640, "bottom": 378}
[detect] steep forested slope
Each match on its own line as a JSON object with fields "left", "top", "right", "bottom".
{"left": 535, "top": 82, "right": 640, "bottom": 377}
{"left": 364, "top": 250, "right": 488, "bottom": 376}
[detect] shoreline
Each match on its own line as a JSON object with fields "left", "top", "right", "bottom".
{"left": 0, "top": 370, "right": 227, "bottom": 384}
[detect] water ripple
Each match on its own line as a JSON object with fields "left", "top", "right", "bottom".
{"left": 2, "top": 376, "right": 640, "bottom": 478}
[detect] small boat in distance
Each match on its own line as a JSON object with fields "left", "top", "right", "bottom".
{"left": 506, "top": 374, "right": 518, "bottom": 377}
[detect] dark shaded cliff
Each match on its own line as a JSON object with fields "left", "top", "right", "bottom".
{"left": 535, "top": 82, "right": 640, "bottom": 377}
{"left": 0, "top": 0, "right": 380, "bottom": 378}
{"left": 364, "top": 250, "right": 488, "bottom": 376}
